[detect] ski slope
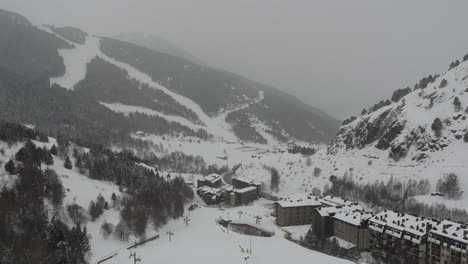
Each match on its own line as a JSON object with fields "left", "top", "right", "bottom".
{"left": 44, "top": 26, "right": 272, "bottom": 145}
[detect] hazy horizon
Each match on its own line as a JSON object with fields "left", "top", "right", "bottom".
{"left": 2, "top": 0, "right": 468, "bottom": 119}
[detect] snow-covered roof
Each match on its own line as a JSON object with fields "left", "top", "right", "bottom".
{"left": 430, "top": 220, "right": 468, "bottom": 246}
{"left": 234, "top": 186, "right": 257, "bottom": 194}
{"left": 233, "top": 176, "right": 261, "bottom": 186}
{"left": 369, "top": 211, "right": 436, "bottom": 243}
{"left": 277, "top": 193, "right": 322, "bottom": 208}
{"left": 317, "top": 204, "right": 363, "bottom": 217}
{"left": 333, "top": 210, "right": 373, "bottom": 226}
{"left": 320, "top": 195, "right": 355, "bottom": 207}
{"left": 203, "top": 173, "right": 222, "bottom": 183}
{"left": 197, "top": 186, "right": 222, "bottom": 195}
{"left": 328, "top": 236, "right": 356, "bottom": 250}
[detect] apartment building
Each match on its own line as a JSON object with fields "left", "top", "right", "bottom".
{"left": 428, "top": 220, "right": 468, "bottom": 264}
{"left": 276, "top": 194, "right": 323, "bottom": 226}
{"left": 333, "top": 210, "right": 374, "bottom": 250}
{"left": 368, "top": 211, "right": 435, "bottom": 264}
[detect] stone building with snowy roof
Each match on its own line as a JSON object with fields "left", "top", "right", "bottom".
{"left": 368, "top": 210, "right": 436, "bottom": 264}
{"left": 333, "top": 210, "right": 374, "bottom": 250}
{"left": 428, "top": 220, "right": 468, "bottom": 264}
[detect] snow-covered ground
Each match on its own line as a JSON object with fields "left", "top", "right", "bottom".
{"left": 131, "top": 133, "right": 279, "bottom": 167}
{"left": 97, "top": 200, "right": 351, "bottom": 264}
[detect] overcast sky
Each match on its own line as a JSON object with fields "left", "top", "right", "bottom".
{"left": 2, "top": 0, "right": 468, "bottom": 119}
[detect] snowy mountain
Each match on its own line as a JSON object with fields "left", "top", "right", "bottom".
{"left": 0, "top": 9, "right": 339, "bottom": 149}
{"left": 235, "top": 56, "right": 468, "bottom": 210}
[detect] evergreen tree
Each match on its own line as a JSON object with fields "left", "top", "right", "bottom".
{"left": 50, "top": 144, "right": 58, "bottom": 156}
{"left": 64, "top": 156, "right": 72, "bottom": 170}
{"left": 45, "top": 151, "right": 54, "bottom": 165}
{"left": 464, "top": 131, "right": 468, "bottom": 143}
{"left": 4, "top": 159, "right": 15, "bottom": 174}
{"left": 15, "top": 147, "right": 31, "bottom": 163}
{"left": 439, "top": 79, "right": 448, "bottom": 88}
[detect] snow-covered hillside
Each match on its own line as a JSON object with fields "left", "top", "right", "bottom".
{"left": 235, "top": 59, "right": 468, "bottom": 210}
{"left": 0, "top": 137, "right": 350, "bottom": 264}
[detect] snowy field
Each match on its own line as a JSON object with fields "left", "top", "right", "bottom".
{"left": 131, "top": 133, "right": 279, "bottom": 167}
{"left": 98, "top": 200, "right": 351, "bottom": 264}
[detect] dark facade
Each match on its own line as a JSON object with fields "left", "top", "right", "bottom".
{"left": 368, "top": 211, "right": 434, "bottom": 264}
{"left": 231, "top": 186, "right": 258, "bottom": 205}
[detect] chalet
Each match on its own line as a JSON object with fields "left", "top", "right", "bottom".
{"left": 312, "top": 203, "right": 362, "bottom": 240}
{"left": 333, "top": 210, "right": 374, "bottom": 250}
{"left": 428, "top": 220, "right": 468, "bottom": 264}
{"left": 197, "top": 174, "right": 222, "bottom": 188}
{"left": 368, "top": 211, "right": 435, "bottom": 264}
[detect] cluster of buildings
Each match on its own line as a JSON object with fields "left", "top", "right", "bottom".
{"left": 276, "top": 193, "right": 468, "bottom": 264}
{"left": 196, "top": 174, "right": 261, "bottom": 206}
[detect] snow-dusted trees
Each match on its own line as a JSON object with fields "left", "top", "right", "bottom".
{"left": 437, "top": 173, "right": 462, "bottom": 200}
{"left": 431, "top": 118, "right": 443, "bottom": 137}
{"left": 391, "top": 87, "right": 412, "bottom": 102}
{"left": 342, "top": 116, "right": 357, "bottom": 125}
{"left": 44, "top": 168, "right": 65, "bottom": 209}
{"left": 326, "top": 175, "right": 431, "bottom": 209}
{"left": 439, "top": 79, "right": 448, "bottom": 88}
{"left": 67, "top": 203, "right": 88, "bottom": 225}
{"left": 464, "top": 131, "right": 468, "bottom": 143}
{"left": 0, "top": 162, "right": 90, "bottom": 264}
{"left": 64, "top": 156, "right": 73, "bottom": 169}
{"left": 101, "top": 221, "right": 114, "bottom": 239}
{"left": 449, "top": 60, "right": 461, "bottom": 70}
{"left": 89, "top": 194, "right": 107, "bottom": 221}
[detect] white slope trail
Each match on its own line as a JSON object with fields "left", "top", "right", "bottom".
{"left": 100, "top": 102, "right": 205, "bottom": 131}
{"left": 49, "top": 37, "right": 99, "bottom": 89}
{"left": 211, "top": 91, "right": 265, "bottom": 141}
{"left": 44, "top": 27, "right": 268, "bottom": 142}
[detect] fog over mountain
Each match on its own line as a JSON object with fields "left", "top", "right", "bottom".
{"left": 2, "top": 0, "right": 468, "bottom": 119}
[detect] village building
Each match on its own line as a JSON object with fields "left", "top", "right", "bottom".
{"left": 428, "top": 220, "right": 468, "bottom": 264}
{"left": 368, "top": 210, "right": 435, "bottom": 264}
{"left": 312, "top": 203, "right": 362, "bottom": 240}
{"left": 276, "top": 194, "right": 358, "bottom": 227}
{"left": 196, "top": 175, "right": 260, "bottom": 206}
{"left": 230, "top": 186, "right": 259, "bottom": 206}
{"left": 197, "top": 174, "right": 222, "bottom": 188}
{"left": 196, "top": 186, "right": 224, "bottom": 205}
{"left": 276, "top": 194, "right": 323, "bottom": 226}
{"left": 333, "top": 210, "right": 374, "bottom": 250}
